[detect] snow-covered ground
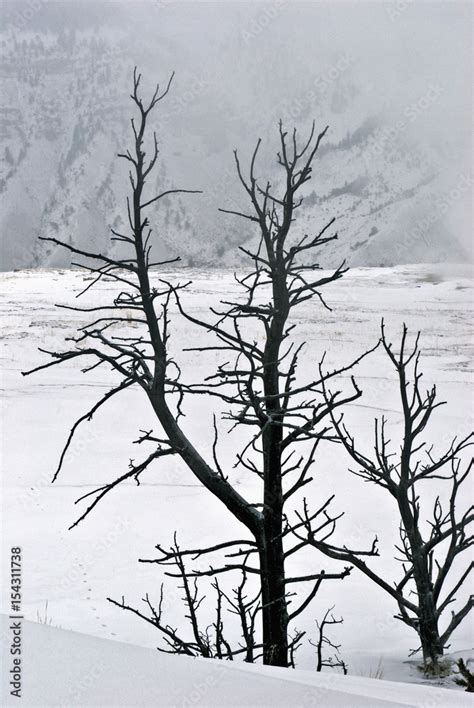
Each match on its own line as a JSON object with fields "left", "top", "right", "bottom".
{"left": 1, "top": 264, "right": 473, "bottom": 702}
{"left": 2, "top": 617, "right": 473, "bottom": 707}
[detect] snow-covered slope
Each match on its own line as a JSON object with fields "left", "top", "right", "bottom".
{"left": 1, "top": 617, "right": 472, "bottom": 706}
{"left": 0, "top": 2, "right": 471, "bottom": 270}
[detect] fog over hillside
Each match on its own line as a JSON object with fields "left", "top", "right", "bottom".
{"left": 0, "top": 0, "right": 472, "bottom": 270}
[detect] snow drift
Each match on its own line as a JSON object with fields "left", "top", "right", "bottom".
{"left": 1, "top": 616, "right": 472, "bottom": 707}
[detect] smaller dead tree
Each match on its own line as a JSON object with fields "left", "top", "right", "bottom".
{"left": 297, "top": 322, "right": 473, "bottom": 673}
{"left": 310, "top": 606, "right": 347, "bottom": 674}
{"left": 108, "top": 535, "right": 260, "bottom": 660}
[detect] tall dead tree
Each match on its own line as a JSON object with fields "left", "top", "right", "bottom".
{"left": 23, "top": 71, "right": 376, "bottom": 666}
{"left": 297, "top": 322, "right": 473, "bottom": 672}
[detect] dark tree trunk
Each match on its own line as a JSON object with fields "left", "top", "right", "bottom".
{"left": 259, "top": 526, "right": 288, "bottom": 666}
{"left": 259, "top": 270, "right": 290, "bottom": 666}
{"left": 398, "top": 488, "right": 443, "bottom": 668}
{"left": 411, "top": 547, "right": 443, "bottom": 667}
{"left": 417, "top": 588, "right": 443, "bottom": 668}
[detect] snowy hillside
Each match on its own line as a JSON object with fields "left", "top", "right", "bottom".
{"left": 0, "top": 1, "right": 471, "bottom": 270}
{"left": 1, "top": 263, "right": 472, "bottom": 699}
{"left": 1, "top": 617, "right": 472, "bottom": 706}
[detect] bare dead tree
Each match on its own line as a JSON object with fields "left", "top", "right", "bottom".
{"left": 309, "top": 606, "right": 347, "bottom": 674}
{"left": 22, "top": 70, "right": 377, "bottom": 667}
{"left": 108, "top": 535, "right": 261, "bottom": 660}
{"left": 296, "top": 322, "right": 473, "bottom": 673}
